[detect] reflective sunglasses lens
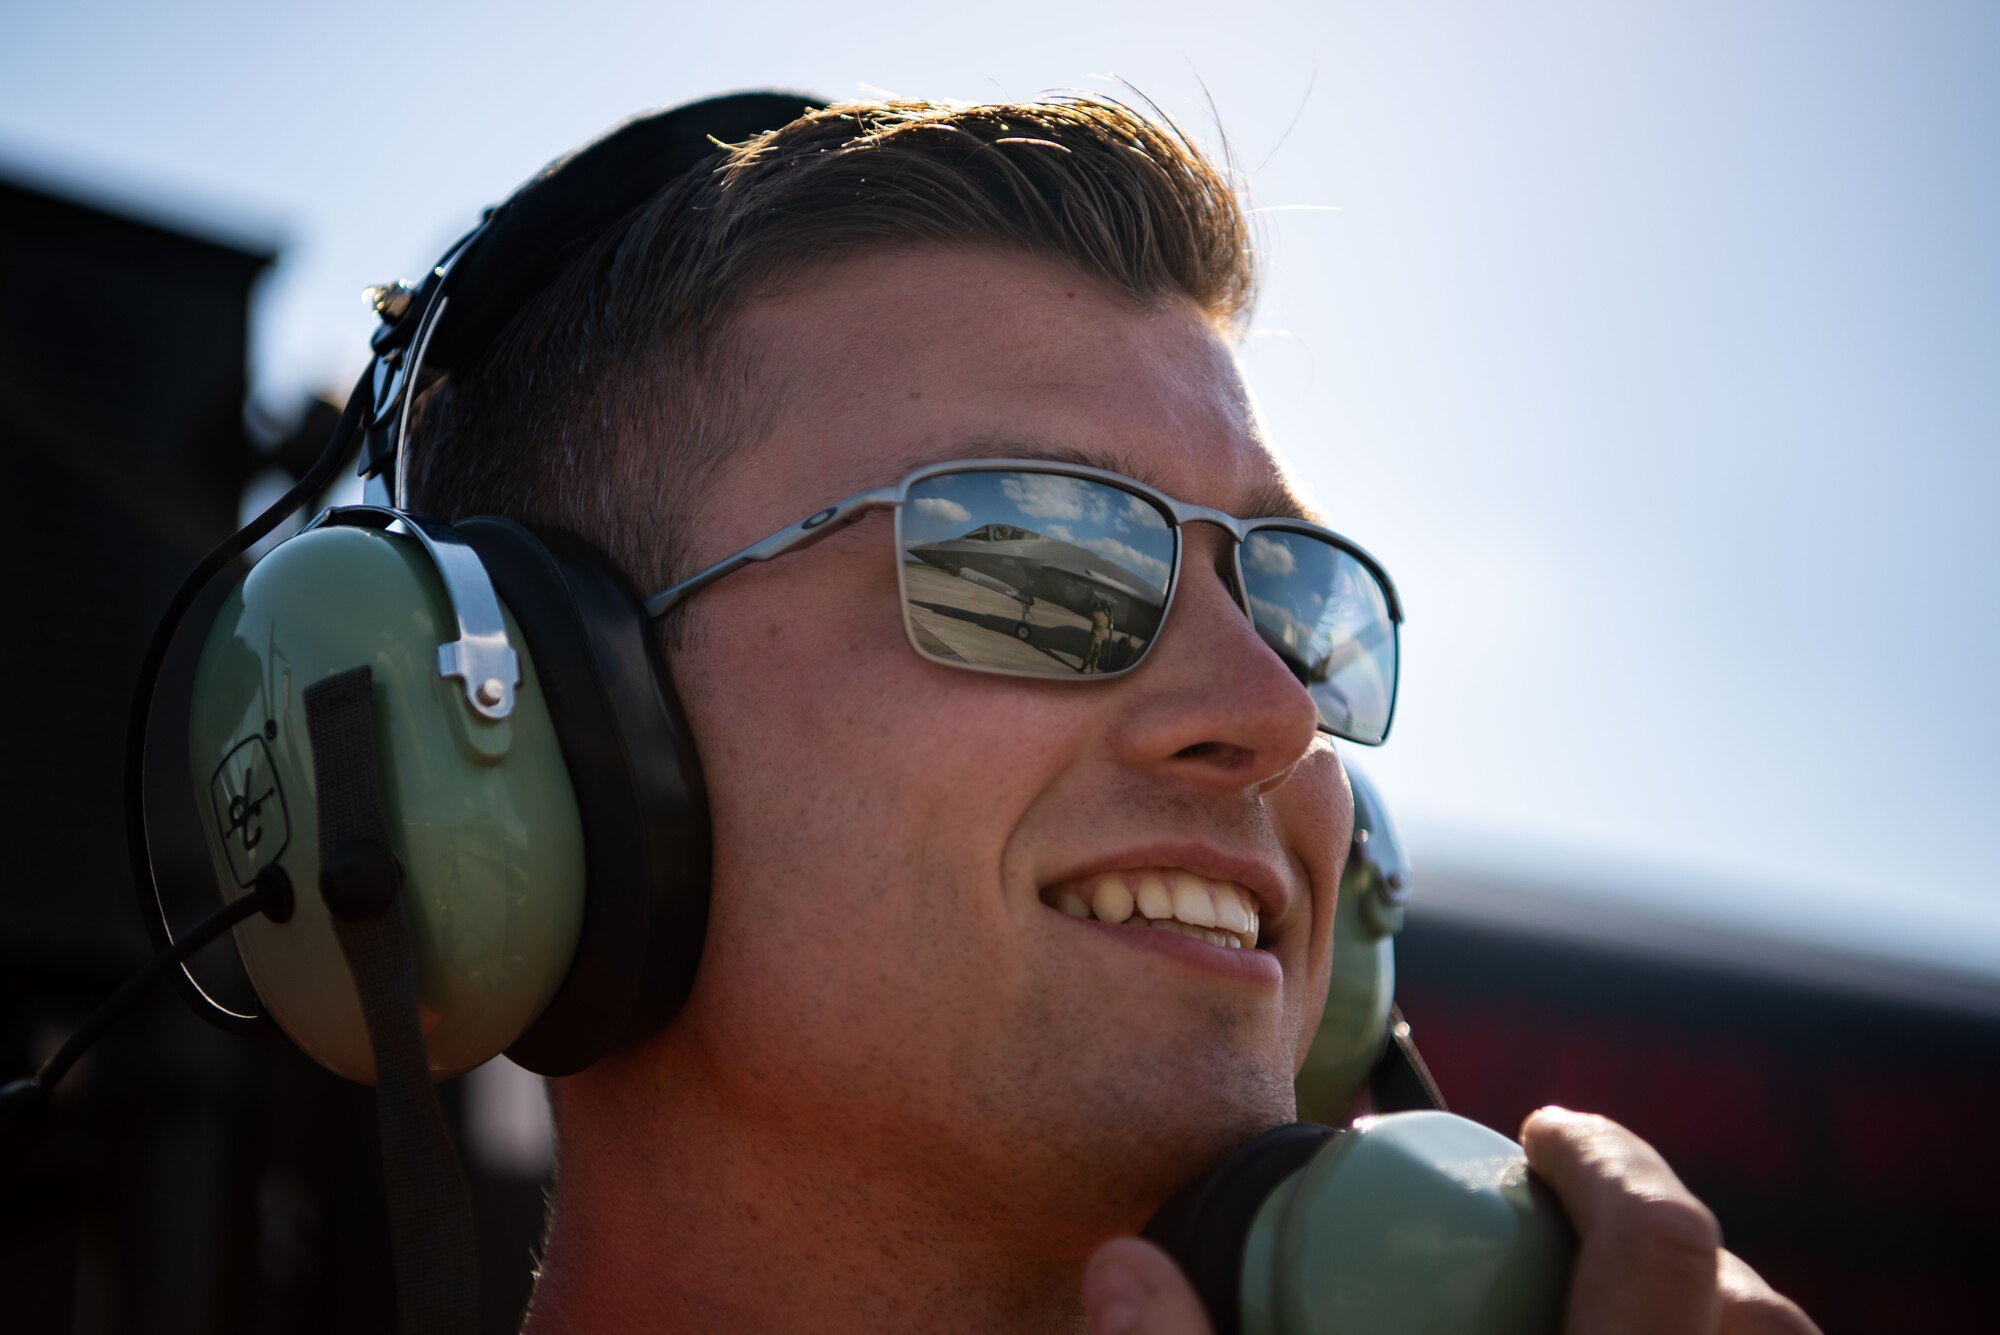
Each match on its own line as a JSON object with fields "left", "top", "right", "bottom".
{"left": 1238, "top": 531, "right": 1399, "bottom": 744}
{"left": 898, "top": 471, "right": 1175, "bottom": 677}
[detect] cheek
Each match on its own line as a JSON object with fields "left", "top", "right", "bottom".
{"left": 687, "top": 559, "right": 901, "bottom": 750}
{"left": 684, "top": 601, "right": 903, "bottom": 852}
{"left": 1279, "top": 744, "right": 1352, "bottom": 1067}
{"left": 675, "top": 584, "right": 1023, "bottom": 943}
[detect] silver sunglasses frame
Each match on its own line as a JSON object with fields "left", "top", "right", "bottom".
{"left": 643, "top": 458, "right": 1404, "bottom": 742}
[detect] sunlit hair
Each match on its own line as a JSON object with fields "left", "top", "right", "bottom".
{"left": 409, "top": 95, "right": 1256, "bottom": 611}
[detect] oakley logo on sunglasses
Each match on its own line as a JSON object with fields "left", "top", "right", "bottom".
{"left": 645, "top": 460, "right": 1402, "bottom": 745}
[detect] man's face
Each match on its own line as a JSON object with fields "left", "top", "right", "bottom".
{"left": 664, "top": 246, "right": 1352, "bottom": 1234}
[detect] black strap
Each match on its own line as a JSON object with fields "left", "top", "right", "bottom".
{"left": 304, "top": 667, "right": 477, "bottom": 1335}
{"left": 1369, "top": 1006, "right": 1449, "bottom": 1114}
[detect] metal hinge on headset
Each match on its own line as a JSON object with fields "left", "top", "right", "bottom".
{"left": 356, "top": 222, "right": 487, "bottom": 503}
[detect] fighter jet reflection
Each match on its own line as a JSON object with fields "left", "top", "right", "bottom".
{"left": 908, "top": 523, "right": 1166, "bottom": 649}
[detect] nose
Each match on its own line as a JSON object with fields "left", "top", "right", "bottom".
{"left": 1107, "top": 525, "right": 1322, "bottom": 790}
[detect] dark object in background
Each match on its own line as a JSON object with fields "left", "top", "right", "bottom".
{"left": 1, "top": 166, "right": 267, "bottom": 1333}
{"left": 4, "top": 166, "right": 308, "bottom": 1334}
{"left": 0, "top": 169, "right": 531, "bottom": 1335}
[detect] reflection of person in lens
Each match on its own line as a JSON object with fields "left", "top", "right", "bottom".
{"left": 1082, "top": 598, "right": 1115, "bottom": 673}
{"left": 402, "top": 94, "right": 1818, "bottom": 1335}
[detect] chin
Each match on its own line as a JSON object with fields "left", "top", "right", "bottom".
{"left": 1037, "top": 1050, "right": 1299, "bottom": 1220}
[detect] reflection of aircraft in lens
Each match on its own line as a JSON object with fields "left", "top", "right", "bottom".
{"left": 1246, "top": 592, "right": 1396, "bottom": 728}
{"left": 909, "top": 524, "right": 1166, "bottom": 640}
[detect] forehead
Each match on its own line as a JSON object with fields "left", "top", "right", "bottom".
{"left": 719, "top": 246, "right": 1315, "bottom": 526}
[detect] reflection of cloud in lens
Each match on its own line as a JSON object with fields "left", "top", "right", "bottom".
{"left": 914, "top": 497, "right": 971, "bottom": 523}
{"left": 1001, "top": 473, "right": 1110, "bottom": 523}
{"left": 1082, "top": 536, "right": 1171, "bottom": 586}
{"left": 1116, "top": 492, "right": 1167, "bottom": 531}
{"left": 1246, "top": 534, "right": 1296, "bottom": 575}
{"left": 1249, "top": 593, "right": 1310, "bottom": 648}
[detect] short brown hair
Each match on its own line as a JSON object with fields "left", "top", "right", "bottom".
{"left": 408, "top": 95, "right": 1255, "bottom": 607}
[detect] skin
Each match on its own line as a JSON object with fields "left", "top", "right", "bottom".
{"left": 524, "top": 246, "right": 1818, "bottom": 1334}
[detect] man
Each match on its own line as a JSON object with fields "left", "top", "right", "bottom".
{"left": 1084, "top": 600, "right": 1116, "bottom": 674}
{"left": 409, "top": 96, "right": 1816, "bottom": 1333}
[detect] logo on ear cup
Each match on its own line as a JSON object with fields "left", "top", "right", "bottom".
{"left": 209, "top": 732, "right": 291, "bottom": 887}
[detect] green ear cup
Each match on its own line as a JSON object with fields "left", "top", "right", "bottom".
{"left": 1294, "top": 763, "right": 1407, "bottom": 1122}
{"left": 1240, "top": 1112, "right": 1574, "bottom": 1334}
{"left": 187, "top": 524, "right": 586, "bottom": 1082}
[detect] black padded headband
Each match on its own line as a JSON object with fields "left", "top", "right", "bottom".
{"left": 427, "top": 90, "right": 820, "bottom": 372}
{"left": 359, "top": 90, "right": 822, "bottom": 485}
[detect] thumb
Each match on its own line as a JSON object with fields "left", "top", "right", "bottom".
{"left": 1083, "top": 1237, "right": 1215, "bottom": 1335}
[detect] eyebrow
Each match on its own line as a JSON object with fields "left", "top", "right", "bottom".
{"left": 888, "top": 436, "right": 1321, "bottom": 524}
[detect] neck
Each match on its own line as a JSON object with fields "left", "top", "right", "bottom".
{"left": 520, "top": 1041, "right": 1123, "bottom": 1334}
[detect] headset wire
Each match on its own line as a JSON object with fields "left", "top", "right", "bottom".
{"left": 122, "top": 365, "right": 374, "bottom": 1033}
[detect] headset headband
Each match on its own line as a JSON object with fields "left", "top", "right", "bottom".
{"left": 356, "top": 91, "right": 822, "bottom": 503}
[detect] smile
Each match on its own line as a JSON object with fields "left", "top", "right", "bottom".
{"left": 1038, "top": 869, "right": 1260, "bottom": 950}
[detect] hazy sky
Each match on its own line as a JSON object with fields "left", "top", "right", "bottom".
{"left": 5, "top": 0, "right": 1995, "bottom": 981}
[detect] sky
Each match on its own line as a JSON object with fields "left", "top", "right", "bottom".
{"left": 4, "top": 0, "right": 1995, "bottom": 984}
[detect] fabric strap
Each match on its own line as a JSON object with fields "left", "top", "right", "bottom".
{"left": 304, "top": 666, "right": 477, "bottom": 1335}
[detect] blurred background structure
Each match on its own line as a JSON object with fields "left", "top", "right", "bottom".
{"left": 2, "top": 1, "right": 1995, "bottom": 1331}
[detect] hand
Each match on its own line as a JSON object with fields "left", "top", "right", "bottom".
{"left": 1082, "top": 1236, "right": 1213, "bottom": 1335}
{"left": 1081, "top": 1108, "right": 1823, "bottom": 1335}
{"left": 1521, "top": 1107, "right": 1822, "bottom": 1335}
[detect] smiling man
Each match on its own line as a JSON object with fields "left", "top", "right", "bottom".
{"left": 407, "top": 96, "right": 1816, "bottom": 1334}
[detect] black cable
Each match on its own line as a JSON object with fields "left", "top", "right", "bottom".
{"left": 37, "top": 872, "right": 290, "bottom": 1094}
{"left": 122, "top": 364, "right": 374, "bottom": 1032}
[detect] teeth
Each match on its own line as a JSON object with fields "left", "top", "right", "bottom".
{"left": 1047, "top": 870, "right": 1261, "bottom": 949}
{"left": 1213, "top": 889, "right": 1253, "bottom": 936}
{"left": 1090, "top": 876, "right": 1135, "bottom": 924}
{"left": 1213, "top": 883, "right": 1260, "bottom": 945}
{"left": 1172, "top": 875, "right": 1218, "bottom": 928}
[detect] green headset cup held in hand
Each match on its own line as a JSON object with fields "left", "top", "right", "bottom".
{"left": 1147, "top": 1112, "right": 1576, "bottom": 1335}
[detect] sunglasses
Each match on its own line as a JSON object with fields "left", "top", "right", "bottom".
{"left": 644, "top": 459, "right": 1402, "bottom": 745}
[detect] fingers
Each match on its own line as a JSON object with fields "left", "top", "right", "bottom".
{"left": 1082, "top": 1237, "right": 1214, "bottom": 1335}
{"left": 1522, "top": 1106, "right": 1723, "bottom": 1335}
{"left": 1718, "top": 1251, "right": 1825, "bottom": 1335}
{"left": 1522, "top": 1107, "right": 1821, "bottom": 1335}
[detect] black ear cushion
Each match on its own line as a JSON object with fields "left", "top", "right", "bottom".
{"left": 454, "top": 516, "right": 712, "bottom": 1075}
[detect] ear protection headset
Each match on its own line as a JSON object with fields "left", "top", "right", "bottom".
{"left": 145, "top": 92, "right": 812, "bottom": 1081}
{"left": 122, "top": 90, "right": 1420, "bottom": 1103}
